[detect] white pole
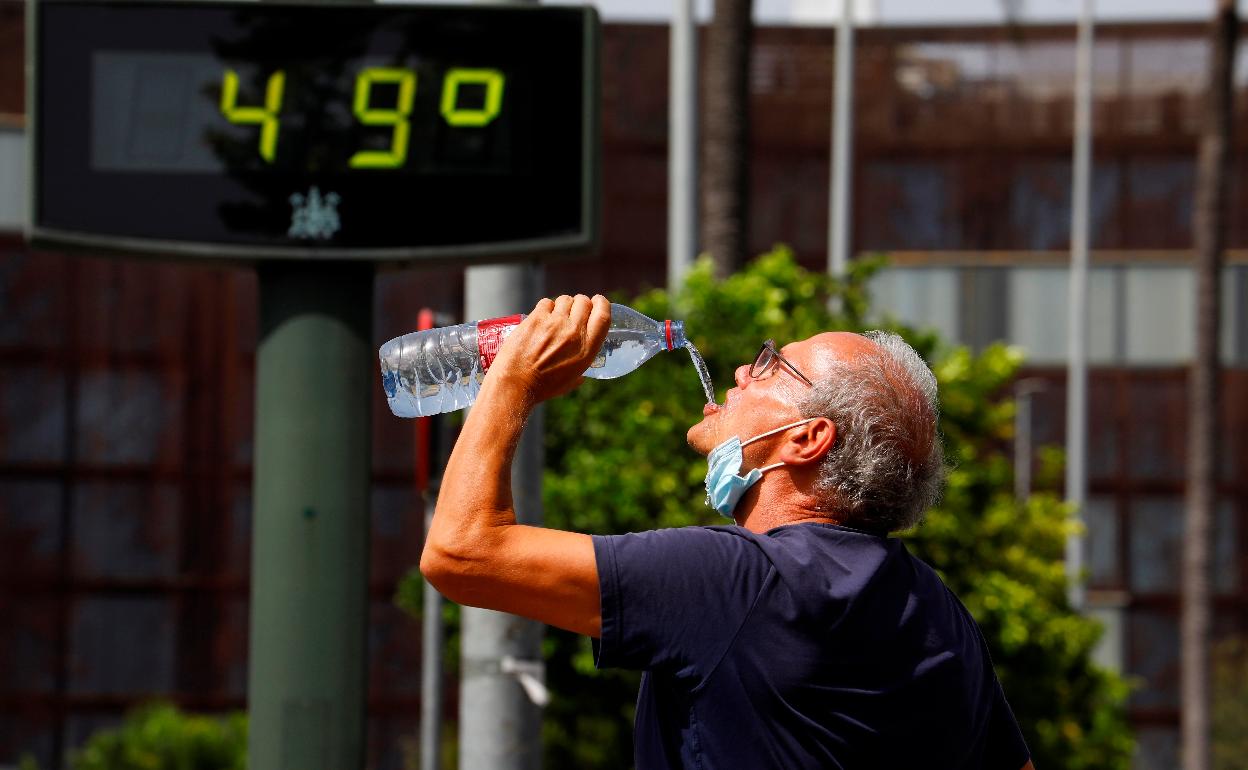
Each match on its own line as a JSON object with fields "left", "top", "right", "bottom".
{"left": 420, "top": 500, "right": 445, "bottom": 770}
{"left": 459, "top": 263, "right": 546, "bottom": 770}
{"left": 668, "top": 0, "right": 698, "bottom": 292}
{"left": 828, "top": 0, "right": 855, "bottom": 303}
{"left": 1065, "top": 0, "right": 1094, "bottom": 612}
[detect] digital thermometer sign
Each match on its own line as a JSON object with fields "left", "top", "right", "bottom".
{"left": 28, "top": 0, "right": 600, "bottom": 262}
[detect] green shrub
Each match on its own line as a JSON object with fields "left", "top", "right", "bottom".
{"left": 69, "top": 703, "right": 246, "bottom": 770}
{"left": 1214, "top": 635, "right": 1248, "bottom": 770}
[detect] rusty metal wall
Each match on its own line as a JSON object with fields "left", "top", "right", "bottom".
{"left": 0, "top": 245, "right": 464, "bottom": 769}
{"left": 1014, "top": 367, "right": 1248, "bottom": 758}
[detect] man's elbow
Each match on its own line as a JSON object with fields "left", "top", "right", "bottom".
{"left": 419, "top": 538, "right": 488, "bottom": 606}
{"left": 418, "top": 543, "right": 446, "bottom": 586}
{"left": 419, "top": 540, "right": 460, "bottom": 594}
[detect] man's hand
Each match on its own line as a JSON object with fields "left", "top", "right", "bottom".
{"left": 419, "top": 293, "right": 607, "bottom": 638}
{"left": 487, "top": 294, "right": 611, "bottom": 408}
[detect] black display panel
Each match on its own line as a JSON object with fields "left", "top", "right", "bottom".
{"left": 30, "top": 0, "right": 599, "bottom": 261}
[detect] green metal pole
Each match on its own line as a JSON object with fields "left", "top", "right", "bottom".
{"left": 248, "top": 261, "right": 373, "bottom": 770}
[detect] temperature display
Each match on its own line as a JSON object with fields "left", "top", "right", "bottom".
{"left": 32, "top": 0, "right": 599, "bottom": 260}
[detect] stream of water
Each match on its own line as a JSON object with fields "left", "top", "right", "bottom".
{"left": 682, "top": 340, "right": 716, "bottom": 404}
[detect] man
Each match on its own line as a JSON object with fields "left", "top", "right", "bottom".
{"left": 421, "top": 294, "right": 1034, "bottom": 769}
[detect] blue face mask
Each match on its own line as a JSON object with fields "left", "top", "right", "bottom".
{"left": 704, "top": 418, "right": 816, "bottom": 519}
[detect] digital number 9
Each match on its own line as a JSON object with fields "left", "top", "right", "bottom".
{"left": 349, "top": 68, "right": 417, "bottom": 169}
{"left": 220, "top": 69, "right": 285, "bottom": 163}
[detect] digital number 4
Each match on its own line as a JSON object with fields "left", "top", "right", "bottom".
{"left": 220, "top": 69, "right": 285, "bottom": 163}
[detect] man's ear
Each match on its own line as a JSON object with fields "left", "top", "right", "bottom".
{"left": 779, "top": 417, "right": 836, "bottom": 466}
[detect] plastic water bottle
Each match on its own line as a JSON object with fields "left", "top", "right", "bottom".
{"left": 379, "top": 303, "right": 687, "bottom": 417}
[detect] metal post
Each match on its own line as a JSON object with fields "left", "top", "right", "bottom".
{"left": 668, "top": 0, "right": 698, "bottom": 292}
{"left": 458, "top": 263, "right": 547, "bottom": 770}
{"left": 1014, "top": 378, "right": 1045, "bottom": 501}
{"left": 420, "top": 500, "right": 445, "bottom": 770}
{"left": 1065, "top": 0, "right": 1094, "bottom": 612}
{"left": 418, "top": 312, "right": 445, "bottom": 770}
{"left": 828, "top": 0, "right": 855, "bottom": 303}
{"left": 248, "top": 261, "right": 373, "bottom": 770}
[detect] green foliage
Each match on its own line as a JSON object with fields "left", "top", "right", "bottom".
{"left": 537, "top": 247, "right": 1132, "bottom": 769}
{"left": 68, "top": 703, "right": 246, "bottom": 770}
{"left": 395, "top": 558, "right": 462, "bottom": 768}
{"left": 1214, "top": 635, "right": 1248, "bottom": 770}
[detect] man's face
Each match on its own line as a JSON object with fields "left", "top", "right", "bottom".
{"left": 686, "top": 332, "right": 876, "bottom": 457}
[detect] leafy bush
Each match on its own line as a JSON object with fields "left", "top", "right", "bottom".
{"left": 1214, "top": 635, "right": 1248, "bottom": 770}
{"left": 68, "top": 703, "right": 246, "bottom": 770}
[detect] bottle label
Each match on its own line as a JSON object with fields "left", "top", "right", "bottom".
{"left": 477, "top": 314, "right": 524, "bottom": 371}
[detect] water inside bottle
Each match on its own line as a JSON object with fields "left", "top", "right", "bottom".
{"left": 683, "top": 340, "right": 715, "bottom": 403}
{"left": 379, "top": 323, "right": 484, "bottom": 418}
{"left": 584, "top": 331, "right": 663, "bottom": 379}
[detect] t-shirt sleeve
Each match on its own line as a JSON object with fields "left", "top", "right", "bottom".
{"left": 592, "top": 526, "right": 773, "bottom": 681}
{"left": 983, "top": 679, "right": 1030, "bottom": 769}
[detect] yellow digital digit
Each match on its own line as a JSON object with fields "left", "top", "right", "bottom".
{"left": 349, "top": 67, "right": 417, "bottom": 169}
{"left": 220, "top": 69, "right": 285, "bottom": 163}
{"left": 440, "top": 68, "right": 505, "bottom": 127}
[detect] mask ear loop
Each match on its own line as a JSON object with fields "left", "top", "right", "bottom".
{"left": 739, "top": 417, "right": 815, "bottom": 448}
{"left": 740, "top": 418, "right": 816, "bottom": 474}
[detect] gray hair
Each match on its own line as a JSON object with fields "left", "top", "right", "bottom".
{"left": 797, "top": 330, "right": 945, "bottom": 533}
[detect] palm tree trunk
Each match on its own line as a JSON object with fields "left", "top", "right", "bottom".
{"left": 1184, "top": 3, "right": 1236, "bottom": 769}
{"left": 701, "top": 0, "right": 752, "bottom": 278}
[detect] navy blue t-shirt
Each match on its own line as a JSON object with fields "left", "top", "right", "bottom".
{"left": 592, "top": 523, "right": 1030, "bottom": 770}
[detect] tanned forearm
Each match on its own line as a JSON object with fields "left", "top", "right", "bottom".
{"left": 420, "top": 374, "right": 532, "bottom": 597}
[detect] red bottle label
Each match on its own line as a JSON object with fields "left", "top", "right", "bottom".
{"left": 477, "top": 314, "right": 524, "bottom": 371}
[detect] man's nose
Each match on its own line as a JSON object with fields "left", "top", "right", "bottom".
{"left": 734, "top": 364, "right": 752, "bottom": 388}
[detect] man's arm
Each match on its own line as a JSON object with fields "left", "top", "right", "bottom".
{"left": 419, "top": 294, "right": 611, "bottom": 638}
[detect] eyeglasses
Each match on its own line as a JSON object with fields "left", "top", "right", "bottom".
{"left": 749, "top": 339, "right": 814, "bottom": 387}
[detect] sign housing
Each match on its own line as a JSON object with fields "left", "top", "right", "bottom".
{"left": 27, "top": 0, "right": 600, "bottom": 263}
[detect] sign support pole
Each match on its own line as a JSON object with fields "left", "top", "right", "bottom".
{"left": 248, "top": 261, "right": 374, "bottom": 770}
{"left": 244, "top": 0, "right": 374, "bottom": 764}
